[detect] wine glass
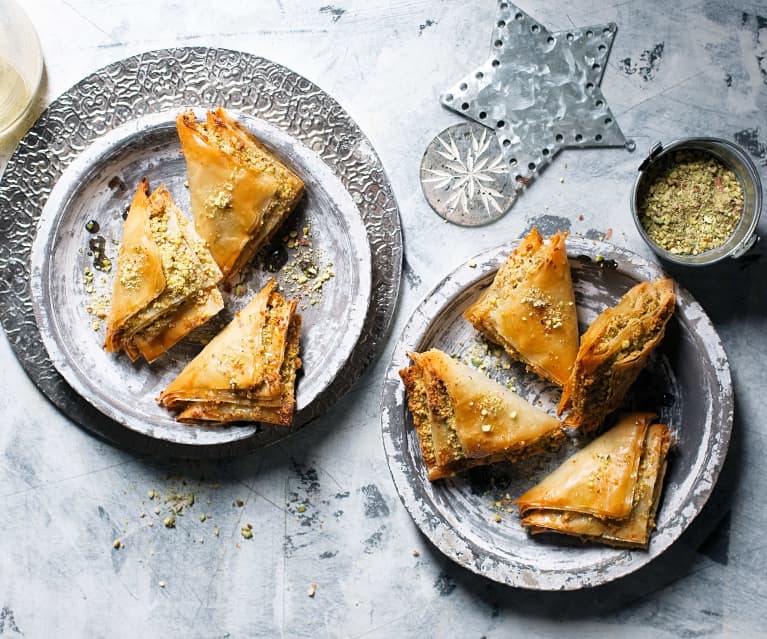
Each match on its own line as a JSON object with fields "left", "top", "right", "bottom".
{"left": 0, "top": 0, "right": 43, "bottom": 140}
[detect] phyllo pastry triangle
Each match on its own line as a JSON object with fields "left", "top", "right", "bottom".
{"left": 104, "top": 179, "right": 223, "bottom": 362}
{"left": 158, "top": 279, "right": 302, "bottom": 426}
{"left": 176, "top": 107, "right": 304, "bottom": 279}
{"left": 517, "top": 413, "right": 671, "bottom": 549}
{"left": 399, "top": 349, "right": 565, "bottom": 480}
{"left": 558, "top": 278, "right": 676, "bottom": 432}
{"left": 463, "top": 228, "right": 578, "bottom": 386}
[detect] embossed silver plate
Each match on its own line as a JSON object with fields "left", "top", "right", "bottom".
{"left": 0, "top": 48, "right": 402, "bottom": 455}
{"left": 381, "top": 238, "right": 733, "bottom": 590}
{"left": 30, "top": 109, "right": 371, "bottom": 446}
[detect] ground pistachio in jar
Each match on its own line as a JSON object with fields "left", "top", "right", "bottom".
{"left": 637, "top": 149, "right": 744, "bottom": 256}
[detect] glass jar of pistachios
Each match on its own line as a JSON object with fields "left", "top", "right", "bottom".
{"left": 631, "top": 138, "right": 762, "bottom": 266}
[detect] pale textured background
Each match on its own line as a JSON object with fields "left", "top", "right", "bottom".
{"left": 1, "top": 1, "right": 766, "bottom": 637}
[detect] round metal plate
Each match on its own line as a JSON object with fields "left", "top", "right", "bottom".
{"left": 420, "top": 122, "right": 516, "bottom": 226}
{"left": 30, "top": 109, "right": 371, "bottom": 446}
{"left": 0, "top": 48, "right": 402, "bottom": 456}
{"left": 381, "top": 237, "right": 733, "bottom": 590}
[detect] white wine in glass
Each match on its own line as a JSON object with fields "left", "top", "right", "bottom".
{"left": 0, "top": 0, "right": 42, "bottom": 139}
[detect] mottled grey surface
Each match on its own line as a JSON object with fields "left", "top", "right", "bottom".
{"left": 1, "top": 0, "right": 766, "bottom": 637}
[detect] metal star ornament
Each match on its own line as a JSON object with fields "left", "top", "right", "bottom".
{"left": 420, "top": 1, "right": 632, "bottom": 226}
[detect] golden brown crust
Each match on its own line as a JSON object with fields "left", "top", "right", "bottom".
{"left": 159, "top": 279, "right": 301, "bottom": 426}
{"left": 400, "top": 349, "right": 565, "bottom": 480}
{"left": 518, "top": 416, "right": 672, "bottom": 549}
{"left": 464, "top": 228, "right": 578, "bottom": 386}
{"left": 558, "top": 278, "right": 676, "bottom": 432}
{"left": 176, "top": 107, "right": 304, "bottom": 280}
{"left": 104, "top": 179, "right": 223, "bottom": 361}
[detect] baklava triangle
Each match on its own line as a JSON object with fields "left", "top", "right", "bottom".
{"left": 104, "top": 179, "right": 223, "bottom": 362}
{"left": 464, "top": 228, "right": 579, "bottom": 386}
{"left": 517, "top": 413, "right": 671, "bottom": 548}
{"left": 176, "top": 107, "right": 304, "bottom": 279}
{"left": 400, "top": 349, "right": 565, "bottom": 480}
{"left": 558, "top": 278, "right": 676, "bottom": 432}
{"left": 158, "top": 279, "right": 302, "bottom": 426}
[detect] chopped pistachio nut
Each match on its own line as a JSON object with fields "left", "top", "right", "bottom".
{"left": 412, "top": 550, "right": 420, "bottom": 557}
{"left": 113, "top": 539, "right": 122, "bottom": 549}
{"left": 638, "top": 149, "right": 743, "bottom": 255}
{"left": 163, "top": 516, "right": 176, "bottom": 528}
{"left": 307, "top": 583, "right": 317, "bottom": 598}
{"left": 159, "top": 581, "right": 166, "bottom": 588}
{"left": 241, "top": 526, "right": 253, "bottom": 539}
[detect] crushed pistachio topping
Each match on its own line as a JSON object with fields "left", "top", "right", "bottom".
{"left": 477, "top": 392, "right": 503, "bottom": 419}
{"left": 520, "top": 286, "right": 566, "bottom": 332}
{"left": 638, "top": 149, "right": 744, "bottom": 255}
{"left": 307, "top": 583, "right": 317, "bottom": 598}
{"left": 257, "top": 225, "right": 334, "bottom": 308}
{"left": 205, "top": 183, "right": 234, "bottom": 210}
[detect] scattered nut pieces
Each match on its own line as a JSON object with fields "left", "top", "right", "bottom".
{"left": 307, "top": 583, "right": 317, "bottom": 598}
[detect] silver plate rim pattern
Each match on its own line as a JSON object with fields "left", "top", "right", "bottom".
{"left": 0, "top": 47, "right": 402, "bottom": 456}
{"left": 28, "top": 108, "right": 372, "bottom": 446}
{"left": 380, "top": 237, "right": 733, "bottom": 590}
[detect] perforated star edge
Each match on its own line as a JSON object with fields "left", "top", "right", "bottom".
{"left": 422, "top": 1, "right": 630, "bottom": 225}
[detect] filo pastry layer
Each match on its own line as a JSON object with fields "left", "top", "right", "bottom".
{"left": 176, "top": 107, "right": 304, "bottom": 279}
{"left": 464, "top": 228, "right": 579, "bottom": 386}
{"left": 517, "top": 412, "right": 671, "bottom": 549}
{"left": 558, "top": 278, "right": 676, "bottom": 432}
{"left": 104, "top": 179, "right": 223, "bottom": 362}
{"left": 400, "top": 349, "right": 565, "bottom": 480}
{"left": 159, "top": 279, "right": 301, "bottom": 426}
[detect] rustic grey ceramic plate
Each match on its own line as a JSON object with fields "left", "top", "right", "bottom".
{"left": 30, "top": 108, "right": 371, "bottom": 446}
{"left": 381, "top": 237, "right": 733, "bottom": 590}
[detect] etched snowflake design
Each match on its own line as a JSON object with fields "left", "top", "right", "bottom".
{"left": 423, "top": 128, "right": 509, "bottom": 215}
